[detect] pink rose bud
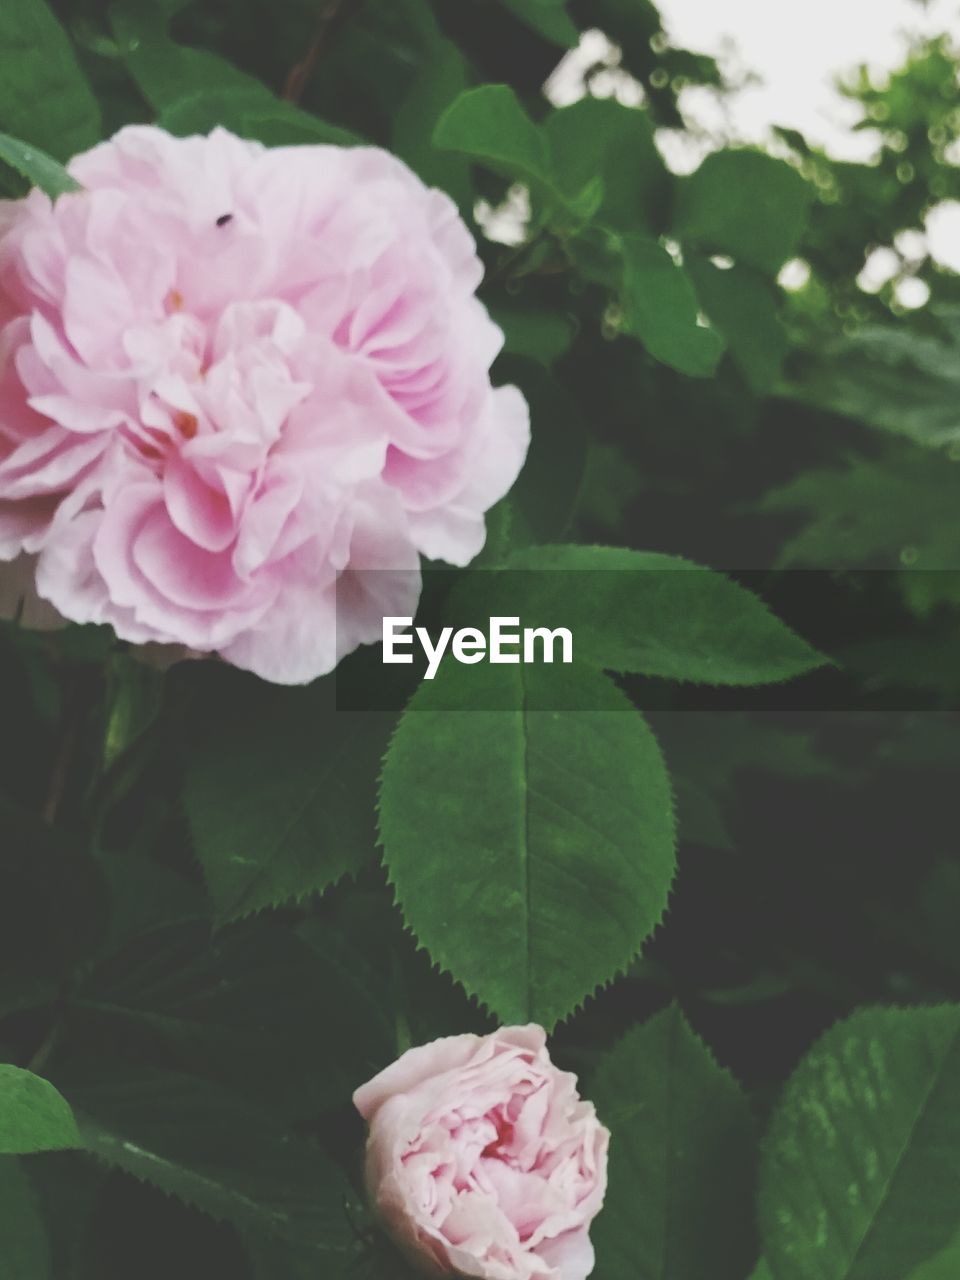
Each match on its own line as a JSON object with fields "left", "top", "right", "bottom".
{"left": 0, "top": 127, "right": 529, "bottom": 683}
{"left": 354, "top": 1026, "right": 609, "bottom": 1280}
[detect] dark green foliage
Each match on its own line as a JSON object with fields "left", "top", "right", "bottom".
{"left": 0, "top": 1, "right": 957, "bottom": 1277}
{"left": 0, "top": 0, "right": 101, "bottom": 158}
{"left": 591, "top": 1005, "right": 756, "bottom": 1279}
{"left": 674, "top": 150, "right": 812, "bottom": 274}
{"left": 0, "top": 1158, "right": 51, "bottom": 1278}
{"left": 759, "top": 1006, "right": 960, "bottom": 1280}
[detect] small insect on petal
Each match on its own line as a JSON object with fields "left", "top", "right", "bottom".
{"left": 215, "top": 213, "right": 234, "bottom": 227}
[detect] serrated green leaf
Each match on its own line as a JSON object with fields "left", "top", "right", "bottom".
{"left": 674, "top": 150, "right": 811, "bottom": 274}
{"left": 379, "top": 663, "right": 676, "bottom": 1028}
{"left": 0, "top": 133, "right": 80, "bottom": 198}
{"left": 620, "top": 236, "right": 725, "bottom": 377}
{"left": 0, "top": 1157, "right": 51, "bottom": 1278}
{"left": 184, "top": 695, "right": 387, "bottom": 924}
{"left": 759, "top": 1004, "right": 960, "bottom": 1280}
{"left": 61, "top": 1065, "right": 361, "bottom": 1258}
{"left": 686, "top": 256, "right": 788, "bottom": 394}
{"left": 545, "top": 98, "right": 669, "bottom": 233}
{"left": 592, "top": 1004, "right": 756, "bottom": 1279}
{"left": 0, "top": 1066, "right": 80, "bottom": 1155}
{"left": 501, "top": 545, "right": 827, "bottom": 684}
{"left": 0, "top": 0, "right": 101, "bottom": 159}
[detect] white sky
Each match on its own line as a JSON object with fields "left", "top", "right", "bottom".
{"left": 544, "top": 0, "right": 960, "bottom": 278}
{"left": 655, "top": 0, "right": 960, "bottom": 162}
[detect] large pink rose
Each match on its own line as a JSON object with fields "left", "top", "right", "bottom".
{"left": 353, "top": 1026, "right": 609, "bottom": 1280}
{"left": 0, "top": 127, "right": 529, "bottom": 683}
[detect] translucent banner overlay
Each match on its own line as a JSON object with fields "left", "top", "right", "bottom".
{"left": 333, "top": 567, "right": 960, "bottom": 712}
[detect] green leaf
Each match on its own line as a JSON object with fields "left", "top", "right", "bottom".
{"left": 0, "top": 133, "right": 80, "bottom": 198}
{"left": 102, "top": 653, "right": 163, "bottom": 771}
{"left": 74, "top": 920, "right": 394, "bottom": 1117}
{"left": 62, "top": 1065, "right": 361, "bottom": 1258}
{"left": 97, "top": 852, "right": 203, "bottom": 958}
{"left": 785, "top": 327, "right": 960, "bottom": 448}
{"left": 433, "top": 84, "right": 602, "bottom": 223}
{"left": 184, "top": 692, "right": 387, "bottom": 924}
{"left": 159, "top": 89, "right": 360, "bottom": 147}
{"left": 500, "top": 363, "right": 588, "bottom": 543}
{"left": 434, "top": 84, "right": 551, "bottom": 187}
{"left": 299, "top": 890, "right": 495, "bottom": 1055}
{"left": 0, "top": 1066, "right": 80, "bottom": 1155}
{"left": 379, "top": 663, "right": 676, "bottom": 1028}
{"left": 0, "top": 0, "right": 101, "bottom": 159}
{"left": 502, "top": 545, "right": 827, "bottom": 685}
{"left": 686, "top": 256, "right": 788, "bottom": 394}
{"left": 748, "top": 1265, "right": 774, "bottom": 1280}
{"left": 620, "top": 236, "right": 725, "bottom": 378}
{"left": 760, "top": 443, "right": 960, "bottom": 616}
{"left": 111, "top": 2, "right": 271, "bottom": 112}
{"left": 499, "top": 0, "right": 581, "bottom": 47}
{"left": 233, "top": 111, "right": 361, "bottom": 149}
{"left": 575, "top": 444, "right": 643, "bottom": 534}
{"left": 758, "top": 1004, "right": 960, "bottom": 1280}
{"left": 490, "top": 306, "right": 576, "bottom": 366}
{"left": 545, "top": 98, "right": 669, "bottom": 233}
{"left": 591, "top": 1005, "right": 756, "bottom": 1280}
{"left": 674, "top": 150, "right": 811, "bottom": 274}
{"left": 246, "top": 1230, "right": 421, "bottom": 1280}
{"left": 0, "top": 1158, "right": 51, "bottom": 1278}
{"left": 907, "top": 1235, "right": 960, "bottom": 1279}
{"left": 393, "top": 38, "right": 472, "bottom": 205}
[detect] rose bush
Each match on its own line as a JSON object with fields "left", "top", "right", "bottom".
{"left": 354, "top": 1026, "right": 609, "bottom": 1280}
{"left": 0, "top": 126, "right": 528, "bottom": 683}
